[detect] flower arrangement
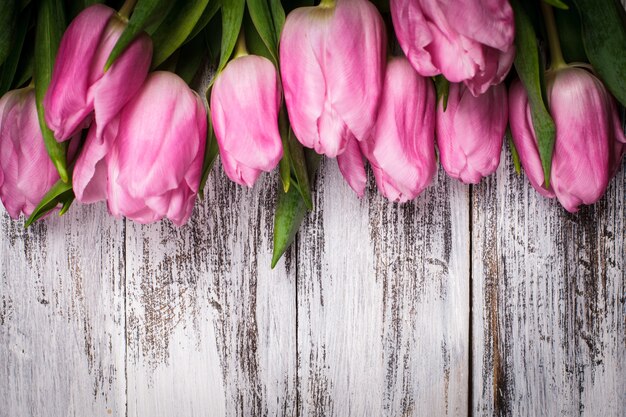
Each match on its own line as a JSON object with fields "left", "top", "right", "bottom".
{"left": 0, "top": 0, "right": 624, "bottom": 267}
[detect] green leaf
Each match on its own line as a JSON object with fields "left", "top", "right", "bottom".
{"left": 0, "top": 3, "right": 31, "bottom": 96}
{"left": 184, "top": 1, "right": 220, "bottom": 44}
{"left": 246, "top": 0, "right": 278, "bottom": 64}
{"left": 12, "top": 48, "right": 34, "bottom": 89}
{"left": 541, "top": 0, "right": 569, "bottom": 10}
{"left": 268, "top": 0, "right": 285, "bottom": 39}
{"left": 572, "top": 0, "right": 626, "bottom": 107}
{"left": 554, "top": 3, "right": 588, "bottom": 63}
{"left": 151, "top": 0, "right": 211, "bottom": 68}
{"left": 0, "top": 0, "right": 17, "bottom": 67}
{"left": 105, "top": 0, "right": 172, "bottom": 70}
{"left": 203, "top": 12, "right": 222, "bottom": 63}
{"left": 175, "top": 34, "right": 206, "bottom": 84}
{"left": 198, "top": 108, "right": 220, "bottom": 198}
{"left": 217, "top": 0, "right": 245, "bottom": 73}
{"left": 271, "top": 185, "right": 305, "bottom": 268}
{"left": 288, "top": 128, "right": 312, "bottom": 209}
{"left": 278, "top": 108, "right": 291, "bottom": 192}
{"left": 434, "top": 75, "right": 449, "bottom": 111}
{"left": 35, "top": 0, "right": 69, "bottom": 183}
{"left": 271, "top": 150, "right": 320, "bottom": 268}
{"left": 59, "top": 195, "right": 74, "bottom": 215}
{"left": 243, "top": 9, "right": 273, "bottom": 61}
{"left": 506, "top": 128, "right": 521, "bottom": 174}
{"left": 25, "top": 179, "right": 74, "bottom": 227}
{"left": 510, "top": 0, "right": 556, "bottom": 186}
{"left": 65, "top": 0, "right": 103, "bottom": 20}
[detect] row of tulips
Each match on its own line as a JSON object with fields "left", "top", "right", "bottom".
{"left": 0, "top": 0, "right": 624, "bottom": 266}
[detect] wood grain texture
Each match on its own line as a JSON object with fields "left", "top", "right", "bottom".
{"left": 296, "top": 161, "right": 470, "bottom": 417}
{"left": 471, "top": 151, "right": 626, "bottom": 417}
{"left": 124, "top": 167, "right": 297, "bottom": 417}
{"left": 0, "top": 204, "right": 126, "bottom": 417}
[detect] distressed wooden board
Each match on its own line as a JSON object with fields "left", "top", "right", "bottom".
{"left": 296, "top": 161, "right": 470, "bottom": 416}
{"left": 0, "top": 204, "right": 126, "bottom": 417}
{"left": 471, "top": 151, "right": 626, "bottom": 416}
{"left": 124, "top": 166, "right": 297, "bottom": 417}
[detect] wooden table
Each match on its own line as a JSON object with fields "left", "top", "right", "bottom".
{"left": 1, "top": 150, "right": 624, "bottom": 416}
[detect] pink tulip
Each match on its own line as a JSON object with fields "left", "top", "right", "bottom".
{"left": 44, "top": 4, "right": 152, "bottom": 142}
{"left": 0, "top": 88, "right": 59, "bottom": 219}
{"left": 509, "top": 66, "right": 625, "bottom": 212}
{"left": 73, "top": 72, "right": 206, "bottom": 226}
{"left": 337, "top": 136, "right": 367, "bottom": 197}
{"left": 361, "top": 58, "right": 436, "bottom": 203}
{"left": 391, "top": 0, "right": 515, "bottom": 96}
{"left": 211, "top": 55, "right": 283, "bottom": 187}
{"left": 437, "top": 83, "right": 507, "bottom": 184}
{"left": 280, "top": 0, "right": 386, "bottom": 158}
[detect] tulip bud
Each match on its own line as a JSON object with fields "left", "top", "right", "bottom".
{"left": 361, "top": 58, "right": 436, "bottom": 203}
{"left": 390, "top": 0, "right": 515, "bottom": 96}
{"left": 0, "top": 88, "right": 59, "bottom": 219}
{"left": 509, "top": 66, "right": 625, "bottom": 212}
{"left": 44, "top": 4, "right": 152, "bottom": 142}
{"left": 437, "top": 83, "right": 507, "bottom": 184}
{"left": 73, "top": 72, "right": 207, "bottom": 226}
{"left": 280, "top": 0, "right": 386, "bottom": 157}
{"left": 211, "top": 55, "right": 283, "bottom": 187}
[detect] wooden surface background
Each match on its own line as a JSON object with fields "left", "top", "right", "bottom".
{"left": 1, "top": 148, "right": 624, "bottom": 416}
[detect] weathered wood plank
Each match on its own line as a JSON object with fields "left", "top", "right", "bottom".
{"left": 472, "top": 151, "right": 626, "bottom": 416}
{"left": 124, "top": 167, "right": 297, "bottom": 417}
{"left": 0, "top": 204, "right": 126, "bottom": 417}
{"left": 296, "top": 161, "right": 470, "bottom": 416}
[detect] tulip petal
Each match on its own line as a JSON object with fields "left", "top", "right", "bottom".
{"left": 316, "top": 100, "right": 349, "bottom": 157}
{"left": 89, "top": 29, "right": 152, "bottom": 140}
{"left": 44, "top": 4, "right": 153, "bottom": 143}
{"left": 391, "top": 0, "right": 439, "bottom": 76}
{"left": 114, "top": 72, "right": 204, "bottom": 198}
{"left": 73, "top": 122, "right": 111, "bottom": 203}
{"left": 549, "top": 68, "right": 612, "bottom": 212}
{"left": 425, "top": 19, "right": 484, "bottom": 83}
{"left": 391, "top": 0, "right": 515, "bottom": 94}
{"left": 364, "top": 58, "right": 436, "bottom": 202}
{"left": 337, "top": 136, "right": 366, "bottom": 197}
{"left": 105, "top": 72, "right": 205, "bottom": 226}
{"left": 280, "top": 7, "right": 329, "bottom": 150}
{"left": 508, "top": 80, "right": 555, "bottom": 198}
{"left": 219, "top": 149, "right": 262, "bottom": 188}
{"left": 437, "top": 83, "right": 506, "bottom": 183}
{"left": 444, "top": 0, "right": 515, "bottom": 52}
{"left": 280, "top": 0, "right": 385, "bottom": 156}
{"left": 44, "top": 4, "right": 114, "bottom": 141}
{"left": 211, "top": 55, "right": 283, "bottom": 182}
{"left": 0, "top": 88, "right": 59, "bottom": 218}
{"left": 324, "top": 0, "right": 386, "bottom": 144}
{"left": 184, "top": 99, "right": 208, "bottom": 194}
{"left": 16, "top": 93, "right": 59, "bottom": 204}
{"left": 144, "top": 186, "right": 196, "bottom": 227}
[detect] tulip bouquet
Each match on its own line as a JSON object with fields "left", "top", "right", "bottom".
{"left": 0, "top": 0, "right": 624, "bottom": 266}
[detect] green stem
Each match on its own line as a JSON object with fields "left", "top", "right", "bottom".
{"left": 234, "top": 28, "right": 248, "bottom": 58}
{"left": 540, "top": 1, "right": 567, "bottom": 70}
{"left": 319, "top": 0, "right": 335, "bottom": 8}
{"left": 118, "top": 0, "right": 137, "bottom": 20}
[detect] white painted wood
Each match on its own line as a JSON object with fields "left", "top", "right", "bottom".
{"left": 296, "top": 161, "right": 470, "bottom": 416}
{"left": 1, "top": 115, "right": 624, "bottom": 417}
{"left": 472, "top": 151, "right": 626, "bottom": 416}
{"left": 0, "top": 204, "right": 126, "bottom": 417}
{"left": 124, "top": 167, "right": 297, "bottom": 417}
